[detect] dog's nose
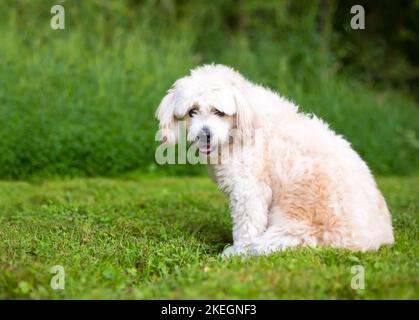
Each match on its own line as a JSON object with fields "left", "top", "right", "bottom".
{"left": 202, "top": 126, "right": 211, "bottom": 137}
{"left": 200, "top": 126, "right": 211, "bottom": 143}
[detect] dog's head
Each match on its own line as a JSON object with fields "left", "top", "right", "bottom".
{"left": 156, "top": 64, "right": 254, "bottom": 155}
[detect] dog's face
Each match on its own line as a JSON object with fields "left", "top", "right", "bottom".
{"left": 156, "top": 65, "right": 254, "bottom": 155}
{"left": 182, "top": 102, "right": 236, "bottom": 154}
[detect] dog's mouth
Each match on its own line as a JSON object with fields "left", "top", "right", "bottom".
{"left": 199, "top": 144, "right": 216, "bottom": 155}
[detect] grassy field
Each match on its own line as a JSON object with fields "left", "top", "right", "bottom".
{"left": 0, "top": 174, "right": 417, "bottom": 299}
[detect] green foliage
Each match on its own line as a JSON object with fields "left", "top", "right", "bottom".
{"left": 0, "top": 174, "right": 417, "bottom": 299}
{"left": 333, "top": 0, "right": 419, "bottom": 91}
{"left": 0, "top": 0, "right": 417, "bottom": 178}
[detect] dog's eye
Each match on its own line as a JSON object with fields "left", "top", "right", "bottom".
{"left": 188, "top": 108, "right": 198, "bottom": 117}
{"left": 214, "top": 110, "right": 225, "bottom": 117}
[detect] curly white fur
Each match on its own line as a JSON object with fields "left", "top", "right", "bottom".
{"left": 156, "top": 64, "right": 394, "bottom": 257}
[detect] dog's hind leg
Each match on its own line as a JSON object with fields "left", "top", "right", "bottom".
{"left": 245, "top": 211, "right": 320, "bottom": 256}
{"left": 245, "top": 225, "right": 304, "bottom": 256}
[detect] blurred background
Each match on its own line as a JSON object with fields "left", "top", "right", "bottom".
{"left": 0, "top": 0, "right": 418, "bottom": 179}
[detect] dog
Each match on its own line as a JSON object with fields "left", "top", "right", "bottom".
{"left": 156, "top": 64, "right": 394, "bottom": 256}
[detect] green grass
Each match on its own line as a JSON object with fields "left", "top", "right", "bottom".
{"left": 0, "top": 174, "right": 417, "bottom": 299}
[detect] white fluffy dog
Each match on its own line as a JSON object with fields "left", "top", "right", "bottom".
{"left": 156, "top": 64, "right": 394, "bottom": 257}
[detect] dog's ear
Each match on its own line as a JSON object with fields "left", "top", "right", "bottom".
{"left": 155, "top": 89, "right": 179, "bottom": 144}
{"left": 233, "top": 86, "right": 254, "bottom": 139}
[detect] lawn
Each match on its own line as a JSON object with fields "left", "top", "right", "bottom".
{"left": 0, "top": 174, "right": 417, "bottom": 299}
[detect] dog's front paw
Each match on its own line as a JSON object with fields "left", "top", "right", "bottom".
{"left": 221, "top": 244, "right": 249, "bottom": 258}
